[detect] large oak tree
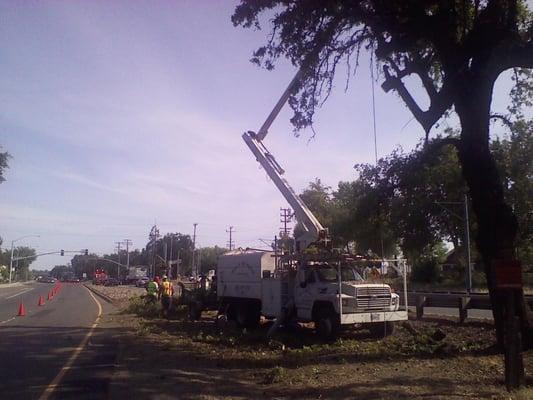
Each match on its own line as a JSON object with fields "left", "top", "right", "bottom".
{"left": 233, "top": 0, "right": 533, "bottom": 381}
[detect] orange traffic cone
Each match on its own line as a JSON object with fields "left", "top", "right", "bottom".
{"left": 48, "top": 291, "right": 52, "bottom": 300}
{"left": 38, "top": 295, "right": 45, "bottom": 306}
{"left": 18, "top": 302, "right": 26, "bottom": 316}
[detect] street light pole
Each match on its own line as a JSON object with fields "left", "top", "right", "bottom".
{"left": 9, "top": 243, "right": 14, "bottom": 284}
{"left": 435, "top": 198, "right": 473, "bottom": 293}
{"left": 9, "top": 234, "right": 40, "bottom": 284}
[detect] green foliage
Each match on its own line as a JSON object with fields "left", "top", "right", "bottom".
{"left": 491, "top": 119, "right": 533, "bottom": 265}
{"left": 150, "top": 232, "right": 194, "bottom": 276}
{"left": 233, "top": 1, "right": 533, "bottom": 133}
{"left": 411, "top": 257, "right": 441, "bottom": 284}
{"left": 262, "top": 366, "right": 285, "bottom": 384}
{"left": 296, "top": 124, "right": 530, "bottom": 268}
{"left": 0, "top": 146, "right": 10, "bottom": 184}
{"left": 124, "top": 296, "right": 161, "bottom": 319}
{"left": 11, "top": 246, "right": 37, "bottom": 281}
{"left": 198, "top": 246, "right": 227, "bottom": 273}
{"left": 50, "top": 264, "right": 71, "bottom": 279}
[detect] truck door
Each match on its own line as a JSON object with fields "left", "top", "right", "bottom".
{"left": 294, "top": 267, "right": 316, "bottom": 320}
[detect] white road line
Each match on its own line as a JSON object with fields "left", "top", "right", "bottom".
{"left": 0, "top": 316, "right": 16, "bottom": 325}
{"left": 38, "top": 287, "right": 103, "bottom": 400}
{"left": 4, "top": 287, "right": 34, "bottom": 299}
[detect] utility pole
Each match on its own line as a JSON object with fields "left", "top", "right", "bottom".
{"left": 226, "top": 226, "right": 235, "bottom": 251}
{"left": 124, "top": 239, "right": 132, "bottom": 271}
{"left": 115, "top": 241, "right": 122, "bottom": 279}
{"left": 169, "top": 235, "right": 174, "bottom": 279}
{"left": 149, "top": 224, "right": 159, "bottom": 278}
{"left": 192, "top": 223, "right": 198, "bottom": 278}
{"left": 280, "top": 207, "right": 292, "bottom": 237}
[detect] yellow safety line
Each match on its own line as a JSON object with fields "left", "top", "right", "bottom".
{"left": 38, "top": 287, "right": 103, "bottom": 400}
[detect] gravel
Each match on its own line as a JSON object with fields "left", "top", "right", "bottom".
{"left": 86, "top": 283, "right": 145, "bottom": 305}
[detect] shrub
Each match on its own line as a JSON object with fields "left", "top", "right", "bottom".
{"left": 411, "top": 258, "right": 441, "bottom": 284}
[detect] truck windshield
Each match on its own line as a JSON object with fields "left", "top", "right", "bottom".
{"left": 315, "top": 265, "right": 363, "bottom": 282}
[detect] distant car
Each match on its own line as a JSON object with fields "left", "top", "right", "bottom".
{"left": 135, "top": 277, "right": 149, "bottom": 287}
{"left": 39, "top": 277, "right": 56, "bottom": 283}
{"left": 104, "top": 278, "right": 120, "bottom": 286}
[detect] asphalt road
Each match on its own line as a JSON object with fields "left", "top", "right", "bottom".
{"left": 0, "top": 282, "right": 120, "bottom": 399}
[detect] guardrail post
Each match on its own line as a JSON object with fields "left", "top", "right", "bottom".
{"left": 416, "top": 296, "right": 426, "bottom": 320}
{"left": 459, "top": 296, "right": 470, "bottom": 324}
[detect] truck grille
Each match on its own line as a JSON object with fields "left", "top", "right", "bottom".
{"left": 356, "top": 286, "right": 391, "bottom": 310}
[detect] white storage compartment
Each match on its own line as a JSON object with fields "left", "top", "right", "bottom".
{"left": 217, "top": 249, "right": 275, "bottom": 300}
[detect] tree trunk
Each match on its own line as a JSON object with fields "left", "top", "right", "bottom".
{"left": 454, "top": 76, "right": 532, "bottom": 350}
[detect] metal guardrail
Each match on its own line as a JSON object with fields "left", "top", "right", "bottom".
{"left": 401, "top": 291, "right": 533, "bottom": 323}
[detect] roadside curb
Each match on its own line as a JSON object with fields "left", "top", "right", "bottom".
{"left": 84, "top": 284, "right": 115, "bottom": 305}
{"left": 0, "top": 282, "right": 24, "bottom": 289}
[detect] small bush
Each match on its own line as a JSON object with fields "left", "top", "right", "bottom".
{"left": 123, "top": 296, "right": 161, "bottom": 318}
{"left": 262, "top": 366, "right": 285, "bottom": 384}
{"left": 411, "top": 258, "right": 441, "bottom": 283}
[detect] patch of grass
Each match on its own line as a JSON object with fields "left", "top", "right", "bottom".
{"left": 123, "top": 295, "right": 497, "bottom": 374}
{"left": 123, "top": 296, "right": 161, "bottom": 318}
{"left": 262, "top": 366, "right": 285, "bottom": 384}
{"left": 512, "top": 387, "right": 533, "bottom": 400}
{"left": 123, "top": 296, "right": 188, "bottom": 320}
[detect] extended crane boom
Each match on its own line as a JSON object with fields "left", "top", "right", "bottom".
{"left": 242, "top": 70, "right": 329, "bottom": 251}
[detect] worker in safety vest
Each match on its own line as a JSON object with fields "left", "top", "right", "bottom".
{"left": 145, "top": 279, "right": 158, "bottom": 303}
{"left": 159, "top": 276, "right": 174, "bottom": 318}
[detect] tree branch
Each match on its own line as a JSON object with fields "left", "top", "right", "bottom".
{"left": 499, "top": 40, "right": 533, "bottom": 71}
{"left": 490, "top": 113, "right": 514, "bottom": 130}
{"left": 381, "top": 64, "right": 453, "bottom": 138}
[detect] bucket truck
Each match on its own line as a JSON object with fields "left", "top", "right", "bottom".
{"left": 193, "top": 69, "right": 408, "bottom": 340}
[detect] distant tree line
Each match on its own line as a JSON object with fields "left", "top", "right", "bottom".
{"left": 69, "top": 230, "right": 228, "bottom": 280}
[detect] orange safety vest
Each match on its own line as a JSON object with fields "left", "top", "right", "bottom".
{"left": 161, "top": 281, "right": 173, "bottom": 297}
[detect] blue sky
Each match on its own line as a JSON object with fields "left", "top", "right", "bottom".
{"left": 0, "top": 1, "right": 519, "bottom": 270}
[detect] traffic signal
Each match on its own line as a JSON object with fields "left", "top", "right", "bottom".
{"left": 84, "top": 249, "right": 88, "bottom": 256}
{"left": 60, "top": 249, "right": 64, "bottom": 256}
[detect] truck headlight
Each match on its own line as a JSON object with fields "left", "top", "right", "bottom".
{"left": 391, "top": 293, "right": 400, "bottom": 310}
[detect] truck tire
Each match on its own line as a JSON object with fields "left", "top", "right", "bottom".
{"left": 226, "top": 302, "right": 237, "bottom": 321}
{"left": 235, "top": 301, "right": 261, "bottom": 330}
{"left": 315, "top": 309, "right": 340, "bottom": 341}
{"left": 188, "top": 301, "right": 202, "bottom": 321}
{"left": 215, "top": 314, "right": 228, "bottom": 330}
{"left": 368, "top": 321, "right": 395, "bottom": 338}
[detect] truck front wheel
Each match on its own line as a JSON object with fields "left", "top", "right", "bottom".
{"left": 315, "top": 309, "right": 340, "bottom": 341}
{"left": 235, "top": 302, "right": 261, "bottom": 330}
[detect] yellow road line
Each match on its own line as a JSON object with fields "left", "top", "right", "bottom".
{"left": 38, "top": 287, "right": 103, "bottom": 400}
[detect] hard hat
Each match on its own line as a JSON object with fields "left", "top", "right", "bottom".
{"left": 162, "top": 275, "right": 168, "bottom": 279}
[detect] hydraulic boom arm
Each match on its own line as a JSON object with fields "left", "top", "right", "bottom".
{"left": 242, "top": 69, "right": 329, "bottom": 251}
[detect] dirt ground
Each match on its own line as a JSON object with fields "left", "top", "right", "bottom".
{"left": 93, "top": 287, "right": 533, "bottom": 399}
